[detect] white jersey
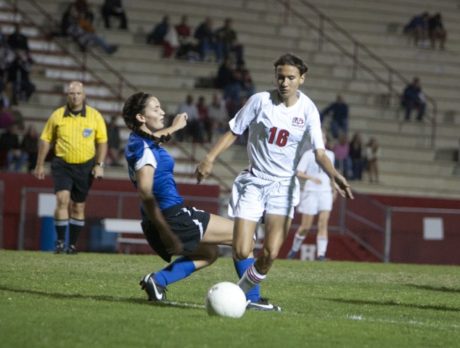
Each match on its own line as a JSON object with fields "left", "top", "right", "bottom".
{"left": 297, "top": 149, "right": 335, "bottom": 192}
{"left": 229, "top": 90, "right": 324, "bottom": 180}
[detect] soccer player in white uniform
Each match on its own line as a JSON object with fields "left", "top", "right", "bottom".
{"left": 287, "top": 131, "right": 336, "bottom": 260}
{"left": 196, "top": 53, "right": 353, "bottom": 308}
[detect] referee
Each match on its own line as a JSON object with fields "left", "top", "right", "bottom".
{"left": 33, "top": 81, "right": 108, "bottom": 254}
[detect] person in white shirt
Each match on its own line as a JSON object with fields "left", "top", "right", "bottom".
{"left": 287, "top": 131, "right": 336, "bottom": 260}
{"left": 196, "top": 53, "right": 353, "bottom": 309}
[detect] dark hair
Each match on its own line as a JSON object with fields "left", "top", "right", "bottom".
{"left": 122, "top": 92, "right": 170, "bottom": 143}
{"left": 274, "top": 53, "right": 308, "bottom": 75}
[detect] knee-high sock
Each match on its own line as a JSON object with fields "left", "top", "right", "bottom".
{"left": 317, "top": 236, "right": 328, "bottom": 257}
{"left": 238, "top": 264, "right": 266, "bottom": 294}
{"left": 54, "top": 219, "right": 68, "bottom": 242}
{"left": 291, "top": 233, "right": 306, "bottom": 253}
{"left": 69, "top": 218, "right": 84, "bottom": 246}
{"left": 154, "top": 257, "right": 196, "bottom": 287}
{"left": 234, "top": 258, "right": 260, "bottom": 302}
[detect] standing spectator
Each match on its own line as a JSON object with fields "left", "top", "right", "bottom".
{"left": 348, "top": 132, "right": 364, "bottom": 180}
{"left": 6, "top": 50, "right": 35, "bottom": 104}
{"left": 287, "top": 131, "right": 336, "bottom": 261}
{"left": 428, "top": 13, "right": 447, "bottom": 50}
{"left": 7, "top": 24, "right": 32, "bottom": 60}
{"left": 208, "top": 93, "right": 228, "bottom": 135}
{"left": 33, "top": 81, "right": 108, "bottom": 254}
{"left": 320, "top": 95, "right": 349, "bottom": 139}
{"left": 176, "top": 94, "right": 202, "bottom": 142}
{"left": 21, "top": 124, "right": 39, "bottom": 172}
{"left": 106, "top": 116, "right": 122, "bottom": 166}
{"left": 214, "top": 18, "right": 244, "bottom": 65}
{"left": 401, "top": 77, "right": 426, "bottom": 121}
{"left": 196, "top": 96, "right": 212, "bottom": 143}
{"left": 101, "top": 0, "right": 128, "bottom": 30}
{"left": 194, "top": 17, "right": 216, "bottom": 61}
{"left": 196, "top": 54, "right": 353, "bottom": 306}
{"left": 403, "top": 12, "right": 429, "bottom": 47}
{"left": 365, "top": 137, "right": 380, "bottom": 183}
{"left": 333, "top": 132, "right": 351, "bottom": 179}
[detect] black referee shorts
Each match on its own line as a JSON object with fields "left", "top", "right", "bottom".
{"left": 51, "top": 157, "right": 95, "bottom": 203}
{"left": 141, "top": 204, "right": 211, "bottom": 262}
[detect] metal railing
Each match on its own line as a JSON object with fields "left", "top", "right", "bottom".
{"left": 278, "top": 0, "right": 438, "bottom": 147}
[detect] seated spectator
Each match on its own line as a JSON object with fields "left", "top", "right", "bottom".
{"left": 237, "top": 63, "right": 256, "bottom": 98}
{"left": 194, "top": 17, "right": 216, "bottom": 61}
{"left": 65, "top": 1, "right": 118, "bottom": 54}
{"left": 349, "top": 132, "right": 364, "bottom": 180}
{"left": 0, "top": 123, "right": 24, "bottom": 171}
{"left": 320, "top": 95, "right": 349, "bottom": 139}
{"left": 428, "top": 13, "right": 446, "bottom": 50}
{"left": 365, "top": 137, "right": 380, "bottom": 183}
{"left": 101, "top": 0, "right": 128, "bottom": 30}
{"left": 401, "top": 77, "right": 426, "bottom": 121}
{"left": 196, "top": 96, "right": 212, "bottom": 143}
{"left": 106, "top": 116, "right": 122, "bottom": 166}
{"left": 403, "top": 12, "right": 429, "bottom": 47}
{"left": 146, "top": 16, "right": 178, "bottom": 58}
{"left": 175, "top": 15, "right": 197, "bottom": 60}
{"left": 208, "top": 93, "right": 228, "bottom": 135}
{"left": 21, "top": 124, "right": 39, "bottom": 172}
{"left": 332, "top": 132, "right": 351, "bottom": 179}
{"left": 214, "top": 18, "right": 244, "bottom": 65}
{"left": 0, "top": 98, "right": 14, "bottom": 130}
{"left": 176, "top": 95, "right": 203, "bottom": 142}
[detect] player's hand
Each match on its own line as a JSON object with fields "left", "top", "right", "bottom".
{"left": 195, "top": 157, "right": 214, "bottom": 184}
{"left": 172, "top": 113, "right": 188, "bottom": 131}
{"left": 312, "top": 178, "right": 322, "bottom": 185}
{"left": 334, "top": 174, "right": 353, "bottom": 199}
{"left": 33, "top": 165, "right": 45, "bottom": 180}
{"left": 92, "top": 165, "right": 104, "bottom": 179}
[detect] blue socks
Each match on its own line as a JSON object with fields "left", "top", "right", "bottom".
{"left": 154, "top": 257, "right": 196, "bottom": 287}
{"left": 234, "top": 258, "right": 261, "bottom": 302}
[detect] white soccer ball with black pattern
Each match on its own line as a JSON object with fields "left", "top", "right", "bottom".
{"left": 205, "top": 281, "right": 247, "bottom": 318}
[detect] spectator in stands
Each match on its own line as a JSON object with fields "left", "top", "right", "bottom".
{"left": 21, "top": 124, "right": 39, "bottom": 172}
{"left": 106, "top": 116, "right": 122, "bottom": 166}
{"left": 146, "top": 15, "right": 178, "bottom": 58}
{"left": 194, "top": 17, "right": 216, "bottom": 61}
{"left": 208, "top": 93, "right": 228, "bottom": 135}
{"left": 403, "top": 12, "right": 429, "bottom": 47}
{"left": 333, "top": 132, "right": 351, "bottom": 179}
{"left": 428, "top": 13, "right": 446, "bottom": 50}
{"left": 176, "top": 94, "right": 202, "bottom": 142}
{"left": 101, "top": 0, "right": 128, "bottom": 30}
{"left": 349, "top": 132, "right": 364, "bottom": 180}
{"left": 7, "top": 24, "right": 32, "bottom": 61}
{"left": 401, "top": 77, "right": 426, "bottom": 121}
{"left": 237, "top": 63, "right": 256, "bottom": 98}
{"left": 0, "top": 98, "right": 14, "bottom": 130}
{"left": 365, "top": 137, "right": 380, "bottom": 183}
{"left": 320, "top": 95, "right": 349, "bottom": 139}
{"left": 175, "top": 15, "right": 197, "bottom": 60}
{"left": 6, "top": 50, "right": 35, "bottom": 104}
{"left": 196, "top": 96, "right": 212, "bottom": 143}
{"left": 0, "top": 123, "right": 23, "bottom": 171}
{"left": 33, "top": 81, "right": 108, "bottom": 254}
{"left": 65, "top": 1, "right": 118, "bottom": 54}
{"left": 214, "top": 18, "right": 244, "bottom": 65}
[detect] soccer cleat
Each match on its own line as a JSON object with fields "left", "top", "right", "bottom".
{"left": 247, "top": 298, "right": 281, "bottom": 312}
{"left": 66, "top": 245, "right": 78, "bottom": 254}
{"left": 287, "top": 250, "right": 298, "bottom": 259}
{"left": 139, "top": 273, "right": 166, "bottom": 301}
{"left": 54, "top": 240, "right": 65, "bottom": 254}
{"left": 317, "top": 255, "right": 326, "bottom": 261}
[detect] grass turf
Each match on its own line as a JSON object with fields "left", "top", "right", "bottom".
{"left": 0, "top": 250, "right": 459, "bottom": 348}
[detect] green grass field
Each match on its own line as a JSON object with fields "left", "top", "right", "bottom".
{"left": 1, "top": 250, "right": 459, "bottom": 348}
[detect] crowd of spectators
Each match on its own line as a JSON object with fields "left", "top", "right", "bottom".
{"left": 403, "top": 12, "right": 447, "bottom": 50}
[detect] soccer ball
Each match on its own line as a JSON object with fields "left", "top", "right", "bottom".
{"left": 205, "top": 282, "right": 247, "bottom": 318}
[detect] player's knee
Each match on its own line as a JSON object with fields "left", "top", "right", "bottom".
{"left": 233, "top": 246, "right": 252, "bottom": 261}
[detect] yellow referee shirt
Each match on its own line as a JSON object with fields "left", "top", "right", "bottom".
{"left": 40, "top": 104, "right": 108, "bottom": 164}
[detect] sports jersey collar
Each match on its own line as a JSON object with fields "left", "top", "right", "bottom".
{"left": 63, "top": 103, "right": 87, "bottom": 117}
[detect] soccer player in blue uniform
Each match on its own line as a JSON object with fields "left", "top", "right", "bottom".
{"left": 122, "top": 92, "right": 279, "bottom": 311}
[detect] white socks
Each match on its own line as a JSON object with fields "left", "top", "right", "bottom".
{"left": 291, "top": 233, "right": 306, "bottom": 253}
{"left": 317, "top": 236, "right": 328, "bottom": 257}
{"left": 237, "top": 264, "right": 266, "bottom": 293}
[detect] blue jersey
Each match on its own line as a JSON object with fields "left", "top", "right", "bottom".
{"left": 125, "top": 132, "right": 184, "bottom": 211}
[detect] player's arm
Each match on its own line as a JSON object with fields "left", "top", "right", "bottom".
{"left": 153, "top": 113, "right": 188, "bottom": 138}
{"left": 195, "top": 130, "right": 238, "bottom": 183}
{"left": 92, "top": 141, "right": 108, "bottom": 179}
{"left": 314, "top": 149, "right": 353, "bottom": 199}
{"left": 136, "top": 165, "right": 183, "bottom": 254}
{"left": 296, "top": 170, "right": 321, "bottom": 184}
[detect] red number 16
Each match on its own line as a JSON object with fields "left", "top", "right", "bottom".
{"left": 268, "top": 127, "right": 289, "bottom": 147}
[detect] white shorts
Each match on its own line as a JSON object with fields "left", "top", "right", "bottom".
{"left": 229, "top": 170, "right": 300, "bottom": 222}
{"left": 296, "top": 190, "right": 333, "bottom": 215}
